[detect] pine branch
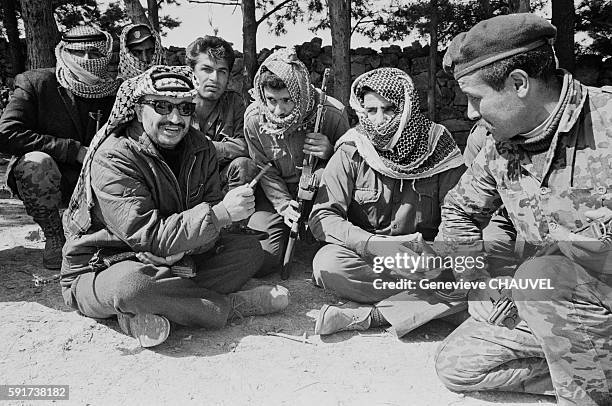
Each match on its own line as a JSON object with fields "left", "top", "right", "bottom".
{"left": 256, "top": 0, "right": 294, "bottom": 25}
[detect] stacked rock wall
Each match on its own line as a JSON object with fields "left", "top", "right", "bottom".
{"left": 2, "top": 37, "right": 611, "bottom": 148}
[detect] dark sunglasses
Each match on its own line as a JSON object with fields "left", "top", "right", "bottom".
{"left": 139, "top": 99, "right": 196, "bottom": 116}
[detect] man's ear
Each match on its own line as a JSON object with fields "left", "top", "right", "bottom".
{"left": 508, "top": 69, "right": 530, "bottom": 98}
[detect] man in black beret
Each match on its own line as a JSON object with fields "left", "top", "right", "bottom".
{"left": 118, "top": 24, "right": 164, "bottom": 79}
{"left": 0, "top": 25, "right": 119, "bottom": 269}
{"left": 432, "top": 13, "right": 612, "bottom": 405}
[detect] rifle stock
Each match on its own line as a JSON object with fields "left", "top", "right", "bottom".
{"left": 280, "top": 68, "right": 331, "bottom": 280}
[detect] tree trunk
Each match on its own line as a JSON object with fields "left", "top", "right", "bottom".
{"left": 19, "top": 0, "right": 59, "bottom": 69}
{"left": 242, "top": 0, "right": 258, "bottom": 88}
{"left": 147, "top": 0, "right": 159, "bottom": 31}
{"left": 329, "top": 0, "right": 351, "bottom": 106}
{"left": 552, "top": 0, "right": 575, "bottom": 72}
{"left": 123, "top": 0, "right": 150, "bottom": 25}
{"left": 480, "top": 0, "right": 491, "bottom": 17}
{"left": 508, "top": 0, "right": 530, "bottom": 13}
{"left": 1, "top": 0, "right": 25, "bottom": 75}
{"left": 428, "top": 0, "right": 438, "bottom": 121}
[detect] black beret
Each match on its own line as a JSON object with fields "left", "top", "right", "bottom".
{"left": 443, "top": 13, "right": 557, "bottom": 79}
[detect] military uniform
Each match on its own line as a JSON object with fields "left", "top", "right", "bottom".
{"left": 433, "top": 13, "right": 612, "bottom": 405}
{"left": 435, "top": 77, "right": 612, "bottom": 405}
{"left": 463, "top": 125, "right": 517, "bottom": 274}
{"left": 309, "top": 142, "right": 466, "bottom": 336}
{"left": 192, "top": 90, "right": 257, "bottom": 192}
{"left": 244, "top": 90, "right": 350, "bottom": 273}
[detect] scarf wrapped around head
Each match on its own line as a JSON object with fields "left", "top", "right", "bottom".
{"left": 118, "top": 24, "right": 165, "bottom": 80}
{"left": 64, "top": 65, "right": 198, "bottom": 237}
{"left": 55, "top": 25, "right": 120, "bottom": 98}
{"left": 252, "top": 47, "right": 316, "bottom": 137}
{"left": 339, "top": 67, "right": 463, "bottom": 179}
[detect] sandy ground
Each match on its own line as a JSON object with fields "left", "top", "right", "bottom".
{"left": 0, "top": 171, "right": 557, "bottom": 405}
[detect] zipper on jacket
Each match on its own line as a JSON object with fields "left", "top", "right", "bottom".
{"left": 185, "top": 155, "right": 197, "bottom": 208}
{"left": 141, "top": 147, "right": 185, "bottom": 212}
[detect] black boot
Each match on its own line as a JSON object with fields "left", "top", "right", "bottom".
{"left": 35, "top": 210, "right": 66, "bottom": 270}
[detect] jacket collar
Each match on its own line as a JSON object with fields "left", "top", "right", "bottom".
{"left": 57, "top": 85, "right": 82, "bottom": 133}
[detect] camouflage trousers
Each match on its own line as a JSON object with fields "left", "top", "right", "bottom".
{"left": 10, "top": 152, "right": 80, "bottom": 219}
{"left": 435, "top": 255, "right": 612, "bottom": 406}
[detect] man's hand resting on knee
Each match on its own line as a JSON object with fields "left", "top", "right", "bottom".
{"left": 223, "top": 184, "right": 256, "bottom": 222}
{"left": 136, "top": 251, "right": 185, "bottom": 266}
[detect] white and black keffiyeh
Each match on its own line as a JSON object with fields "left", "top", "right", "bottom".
{"left": 339, "top": 67, "right": 463, "bottom": 179}
{"left": 118, "top": 24, "right": 165, "bottom": 80}
{"left": 251, "top": 47, "right": 317, "bottom": 137}
{"left": 55, "top": 25, "right": 120, "bottom": 99}
{"left": 64, "top": 65, "right": 198, "bottom": 236}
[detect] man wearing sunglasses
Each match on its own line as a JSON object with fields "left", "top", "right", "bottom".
{"left": 61, "top": 65, "right": 289, "bottom": 348}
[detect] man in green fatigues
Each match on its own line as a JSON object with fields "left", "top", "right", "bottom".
{"left": 309, "top": 68, "right": 466, "bottom": 337}
{"left": 186, "top": 36, "right": 256, "bottom": 193}
{"left": 433, "top": 13, "right": 612, "bottom": 406}
{"left": 244, "top": 47, "right": 351, "bottom": 274}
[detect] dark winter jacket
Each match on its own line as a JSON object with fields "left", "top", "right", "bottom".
{"left": 61, "top": 121, "right": 231, "bottom": 286}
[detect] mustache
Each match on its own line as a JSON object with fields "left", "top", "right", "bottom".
{"left": 159, "top": 121, "right": 185, "bottom": 129}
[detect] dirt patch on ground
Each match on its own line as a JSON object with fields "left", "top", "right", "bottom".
{"left": 0, "top": 189, "right": 556, "bottom": 405}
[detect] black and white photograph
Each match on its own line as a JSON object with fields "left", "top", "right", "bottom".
{"left": 0, "top": 0, "right": 610, "bottom": 404}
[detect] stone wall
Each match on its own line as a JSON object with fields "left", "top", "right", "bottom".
{"left": 171, "top": 37, "right": 612, "bottom": 148}
{"left": 2, "top": 37, "right": 611, "bottom": 149}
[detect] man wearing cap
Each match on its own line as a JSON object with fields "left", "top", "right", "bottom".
{"left": 244, "top": 47, "right": 351, "bottom": 275}
{"left": 61, "top": 65, "right": 289, "bottom": 348}
{"left": 0, "top": 25, "right": 119, "bottom": 269}
{"left": 432, "top": 13, "right": 612, "bottom": 405}
{"left": 186, "top": 35, "right": 255, "bottom": 193}
{"left": 118, "top": 23, "right": 165, "bottom": 80}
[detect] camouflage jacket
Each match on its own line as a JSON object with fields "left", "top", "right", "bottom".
{"left": 436, "top": 76, "right": 612, "bottom": 277}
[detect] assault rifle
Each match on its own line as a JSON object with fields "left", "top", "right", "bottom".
{"left": 280, "top": 68, "right": 331, "bottom": 280}
{"left": 89, "top": 109, "right": 103, "bottom": 133}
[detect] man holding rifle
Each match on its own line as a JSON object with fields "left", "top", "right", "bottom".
{"left": 244, "top": 47, "right": 350, "bottom": 276}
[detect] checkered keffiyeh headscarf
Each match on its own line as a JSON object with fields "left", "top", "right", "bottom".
{"left": 55, "top": 25, "right": 120, "bottom": 98}
{"left": 339, "top": 68, "right": 463, "bottom": 179}
{"left": 64, "top": 65, "right": 198, "bottom": 236}
{"left": 118, "top": 24, "right": 165, "bottom": 80}
{"left": 252, "top": 47, "right": 316, "bottom": 137}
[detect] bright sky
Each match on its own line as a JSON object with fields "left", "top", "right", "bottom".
{"left": 99, "top": 0, "right": 416, "bottom": 50}
{"left": 98, "top": 1, "right": 582, "bottom": 52}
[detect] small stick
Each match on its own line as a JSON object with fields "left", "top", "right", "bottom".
{"left": 267, "top": 331, "right": 313, "bottom": 345}
{"left": 248, "top": 162, "right": 273, "bottom": 188}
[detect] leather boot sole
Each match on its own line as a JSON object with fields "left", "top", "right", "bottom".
{"left": 117, "top": 313, "right": 170, "bottom": 348}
